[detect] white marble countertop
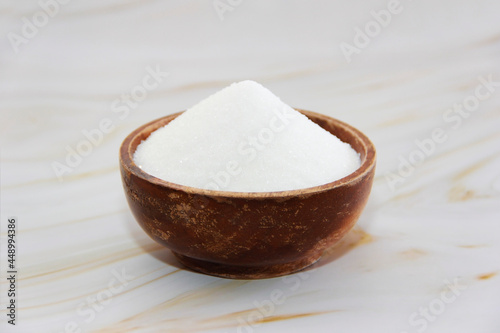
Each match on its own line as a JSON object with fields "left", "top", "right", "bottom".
{"left": 1, "top": 1, "right": 500, "bottom": 332}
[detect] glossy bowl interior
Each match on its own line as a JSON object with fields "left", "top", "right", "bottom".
{"left": 120, "top": 109, "right": 376, "bottom": 279}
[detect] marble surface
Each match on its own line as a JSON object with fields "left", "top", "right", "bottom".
{"left": 1, "top": 1, "right": 500, "bottom": 332}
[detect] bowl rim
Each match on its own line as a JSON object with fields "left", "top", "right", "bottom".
{"left": 120, "top": 109, "right": 376, "bottom": 199}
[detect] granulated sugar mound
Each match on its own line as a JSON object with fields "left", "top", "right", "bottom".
{"left": 133, "top": 80, "right": 360, "bottom": 192}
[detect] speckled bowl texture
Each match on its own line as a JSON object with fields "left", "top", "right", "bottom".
{"left": 120, "top": 109, "right": 376, "bottom": 279}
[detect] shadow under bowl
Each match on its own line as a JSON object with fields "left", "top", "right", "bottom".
{"left": 119, "top": 109, "right": 376, "bottom": 279}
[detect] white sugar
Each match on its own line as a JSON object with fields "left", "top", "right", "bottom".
{"left": 133, "top": 80, "right": 360, "bottom": 192}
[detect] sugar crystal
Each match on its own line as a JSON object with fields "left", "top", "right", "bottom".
{"left": 133, "top": 80, "right": 360, "bottom": 192}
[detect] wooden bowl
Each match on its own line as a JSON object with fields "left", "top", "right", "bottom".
{"left": 120, "top": 109, "right": 376, "bottom": 279}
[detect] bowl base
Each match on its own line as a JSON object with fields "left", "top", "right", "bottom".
{"left": 173, "top": 252, "right": 322, "bottom": 279}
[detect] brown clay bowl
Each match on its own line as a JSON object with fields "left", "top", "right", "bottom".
{"left": 119, "top": 109, "right": 376, "bottom": 279}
